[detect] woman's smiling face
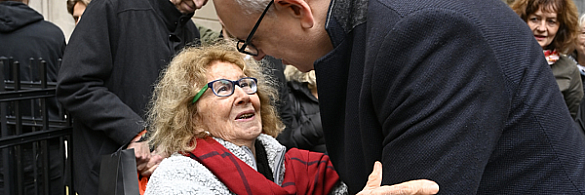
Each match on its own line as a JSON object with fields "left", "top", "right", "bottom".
{"left": 196, "top": 61, "right": 262, "bottom": 148}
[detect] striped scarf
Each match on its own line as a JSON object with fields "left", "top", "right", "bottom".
{"left": 187, "top": 137, "right": 340, "bottom": 195}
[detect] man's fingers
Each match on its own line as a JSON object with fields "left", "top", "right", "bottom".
{"left": 139, "top": 154, "right": 164, "bottom": 177}
{"left": 128, "top": 141, "right": 151, "bottom": 174}
{"left": 140, "top": 164, "right": 158, "bottom": 177}
{"left": 358, "top": 161, "right": 439, "bottom": 195}
{"left": 149, "top": 154, "right": 164, "bottom": 165}
{"left": 134, "top": 142, "right": 151, "bottom": 160}
{"left": 365, "top": 161, "right": 383, "bottom": 189}
{"left": 378, "top": 179, "right": 439, "bottom": 195}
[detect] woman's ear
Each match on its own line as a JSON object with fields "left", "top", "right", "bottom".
{"left": 274, "top": 0, "right": 314, "bottom": 29}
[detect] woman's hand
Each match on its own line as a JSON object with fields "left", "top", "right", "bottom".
{"left": 357, "top": 161, "right": 439, "bottom": 195}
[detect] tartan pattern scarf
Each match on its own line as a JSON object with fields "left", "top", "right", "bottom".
{"left": 187, "top": 137, "right": 340, "bottom": 195}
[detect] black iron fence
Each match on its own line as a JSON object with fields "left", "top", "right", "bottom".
{"left": 0, "top": 57, "right": 73, "bottom": 195}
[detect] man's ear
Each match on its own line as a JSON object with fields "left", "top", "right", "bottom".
{"left": 274, "top": 0, "right": 314, "bottom": 29}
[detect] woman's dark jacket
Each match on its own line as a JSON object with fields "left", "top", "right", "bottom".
{"left": 277, "top": 81, "right": 325, "bottom": 153}
{"left": 551, "top": 55, "right": 583, "bottom": 118}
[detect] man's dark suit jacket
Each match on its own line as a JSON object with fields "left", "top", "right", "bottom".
{"left": 316, "top": 0, "right": 585, "bottom": 194}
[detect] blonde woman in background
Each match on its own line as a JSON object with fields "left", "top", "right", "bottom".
{"left": 66, "top": 0, "right": 90, "bottom": 25}
{"left": 276, "top": 65, "right": 327, "bottom": 153}
{"left": 572, "top": 13, "right": 585, "bottom": 77}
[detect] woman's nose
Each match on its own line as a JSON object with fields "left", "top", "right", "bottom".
{"left": 233, "top": 86, "right": 251, "bottom": 105}
{"left": 536, "top": 20, "right": 547, "bottom": 32}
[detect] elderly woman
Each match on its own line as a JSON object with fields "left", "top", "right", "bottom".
{"left": 512, "top": 0, "right": 584, "bottom": 118}
{"left": 143, "top": 42, "right": 438, "bottom": 194}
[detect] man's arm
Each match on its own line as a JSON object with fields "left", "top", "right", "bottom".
{"left": 56, "top": 0, "right": 144, "bottom": 150}
{"left": 371, "top": 9, "right": 509, "bottom": 194}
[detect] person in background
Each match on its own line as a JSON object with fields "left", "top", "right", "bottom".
{"left": 55, "top": 0, "right": 207, "bottom": 194}
{"left": 277, "top": 65, "right": 325, "bottom": 153}
{"left": 572, "top": 13, "right": 585, "bottom": 87}
{"left": 512, "top": 0, "right": 583, "bottom": 119}
{"left": 66, "top": 0, "right": 90, "bottom": 25}
{"left": 0, "top": 0, "right": 66, "bottom": 194}
{"left": 212, "top": 0, "right": 585, "bottom": 193}
{"left": 144, "top": 42, "right": 439, "bottom": 195}
{"left": 571, "top": 13, "right": 585, "bottom": 134}
{"left": 197, "top": 24, "right": 221, "bottom": 45}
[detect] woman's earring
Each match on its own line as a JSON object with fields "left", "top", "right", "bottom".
{"left": 204, "top": 131, "right": 211, "bottom": 137}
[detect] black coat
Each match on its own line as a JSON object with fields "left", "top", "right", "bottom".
{"left": 56, "top": 0, "right": 199, "bottom": 193}
{"left": 0, "top": 2, "right": 66, "bottom": 195}
{"left": 317, "top": 0, "right": 585, "bottom": 194}
{"left": 277, "top": 81, "right": 325, "bottom": 153}
{"left": 0, "top": 1, "right": 65, "bottom": 120}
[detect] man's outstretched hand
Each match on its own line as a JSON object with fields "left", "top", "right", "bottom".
{"left": 357, "top": 161, "right": 439, "bottom": 195}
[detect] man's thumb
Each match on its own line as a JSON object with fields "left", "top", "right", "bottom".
{"left": 365, "top": 161, "right": 383, "bottom": 189}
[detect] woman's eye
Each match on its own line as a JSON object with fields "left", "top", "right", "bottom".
{"left": 217, "top": 86, "right": 229, "bottom": 92}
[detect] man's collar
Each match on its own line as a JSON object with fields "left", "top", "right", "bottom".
{"left": 325, "top": 0, "right": 368, "bottom": 47}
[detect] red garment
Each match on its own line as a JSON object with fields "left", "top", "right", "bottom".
{"left": 138, "top": 174, "right": 148, "bottom": 195}
{"left": 543, "top": 49, "right": 559, "bottom": 65}
{"left": 186, "top": 137, "right": 340, "bottom": 195}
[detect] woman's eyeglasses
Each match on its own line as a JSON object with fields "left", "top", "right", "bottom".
{"left": 191, "top": 77, "right": 258, "bottom": 104}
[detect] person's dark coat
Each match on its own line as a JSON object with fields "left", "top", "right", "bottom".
{"left": 0, "top": 2, "right": 66, "bottom": 195}
{"left": 56, "top": 0, "right": 199, "bottom": 193}
{"left": 316, "top": 0, "right": 585, "bottom": 194}
{"left": 0, "top": 1, "right": 65, "bottom": 120}
{"left": 277, "top": 80, "right": 325, "bottom": 153}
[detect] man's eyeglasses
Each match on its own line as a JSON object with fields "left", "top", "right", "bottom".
{"left": 236, "top": 0, "right": 274, "bottom": 56}
{"left": 191, "top": 77, "right": 258, "bottom": 104}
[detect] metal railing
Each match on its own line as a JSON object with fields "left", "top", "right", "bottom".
{"left": 0, "top": 57, "right": 73, "bottom": 195}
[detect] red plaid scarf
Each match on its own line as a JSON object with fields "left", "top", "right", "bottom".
{"left": 543, "top": 49, "right": 559, "bottom": 65}
{"left": 186, "top": 137, "right": 340, "bottom": 195}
